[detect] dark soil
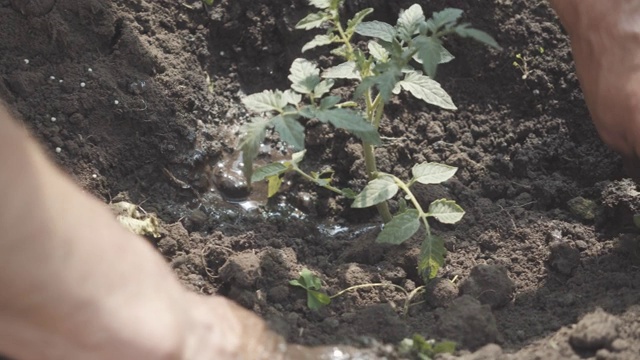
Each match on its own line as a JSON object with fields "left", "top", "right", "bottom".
{"left": 3, "top": 0, "right": 640, "bottom": 359}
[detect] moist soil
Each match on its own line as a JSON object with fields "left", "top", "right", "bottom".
{"left": 3, "top": 0, "right": 640, "bottom": 359}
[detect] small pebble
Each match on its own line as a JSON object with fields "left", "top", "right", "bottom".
{"left": 80, "top": 82, "right": 86, "bottom": 88}
{"left": 59, "top": 79, "right": 63, "bottom": 83}
{"left": 114, "top": 100, "right": 119, "bottom": 105}
{"left": 50, "top": 76, "right": 55, "bottom": 80}
{"left": 55, "top": 147, "right": 61, "bottom": 153}
{"left": 88, "top": 68, "right": 93, "bottom": 72}
{"left": 92, "top": 174, "right": 98, "bottom": 179}
{"left": 23, "top": 59, "right": 29, "bottom": 64}
{"left": 50, "top": 117, "right": 56, "bottom": 122}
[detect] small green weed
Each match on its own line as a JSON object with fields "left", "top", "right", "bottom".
{"left": 399, "top": 334, "right": 456, "bottom": 360}
{"left": 289, "top": 268, "right": 426, "bottom": 315}
{"left": 240, "top": 0, "right": 499, "bottom": 280}
{"left": 512, "top": 46, "right": 544, "bottom": 80}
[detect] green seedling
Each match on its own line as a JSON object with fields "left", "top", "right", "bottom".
{"left": 201, "top": 0, "right": 214, "bottom": 5}
{"left": 240, "top": 1, "right": 499, "bottom": 280}
{"left": 513, "top": 46, "right": 544, "bottom": 80}
{"left": 290, "top": 268, "right": 428, "bottom": 316}
{"left": 398, "top": 334, "right": 456, "bottom": 360}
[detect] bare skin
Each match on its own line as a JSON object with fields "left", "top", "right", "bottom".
{"left": 549, "top": 0, "right": 640, "bottom": 176}
{"left": 0, "top": 104, "right": 289, "bottom": 359}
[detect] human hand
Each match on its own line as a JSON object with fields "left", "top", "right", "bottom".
{"left": 550, "top": 0, "right": 640, "bottom": 177}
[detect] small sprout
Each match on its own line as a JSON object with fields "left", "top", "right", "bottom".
{"left": 50, "top": 117, "right": 57, "bottom": 122}
{"left": 55, "top": 147, "right": 61, "bottom": 153}
{"left": 80, "top": 82, "right": 86, "bottom": 88}
{"left": 23, "top": 59, "right": 29, "bottom": 65}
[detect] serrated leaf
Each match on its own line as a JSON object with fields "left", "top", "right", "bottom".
{"left": 242, "top": 90, "right": 287, "bottom": 113}
{"left": 352, "top": 176, "right": 399, "bottom": 208}
{"left": 347, "top": 8, "right": 374, "bottom": 33}
{"left": 239, "top": 119, "right": 269, "bottom": 180}
{"left": 288, "top": 58, "right": 321, "bottom": 94}
{"left": 322, "top": 61, "right": 361, "bottom": 80}
{"left": 455, "top": 25, "right": 501, "bottom": 50}
{"left": 397, "top": 4, "right": 425, "bottom": 40}
{"left": 302, "top": 34, "right": 334, "bottom": 52}
{"left": 308, "top": 0, "right": 331, "bottom": 9}
{"left": 418, "top": 233, "right": 446, "bottom": 280}
{"left": 313, "top": 78, "right": 335, "bottom": 97}
{"left": 431, "top": 8, "right": 464, "bottom": 29}
{"left": 314, "top": 108, "right": 381, "bottom": 145}
{"left": 412, "top": 162, "right": 458, "bottom": 184}
{"left": 395, "top": 70, "right": 456, "bottom": 110}
{"left": 413, "top": 45, "right": 454, "bottom": 65}
{"left": 356, "top": 62, "right": 402, "bottom": 103}
{"left": 331, "top": 44, "right": 349, "bottom": 59}
{"left": 272, "top": 115, "right": 305, "bottom": 150}
{"left": 251, "top": 162, "right": 289, "bottom": 182}
{"left": 377, "top": 209, "right": 421, "bottom": 244}
{"left": 267, "top": 175, "right": 283, "bottom": 197}
{"left": 368, "top": 41, "right": 389, "bottom": 62}
{"left": 428, "top": 199, "right": 465, "bottom": 224}
{"left": 296, "top": 12, "right": 330, "bottom": 30}
{"left": 355, "top": 20, "right": 396, "bottom": 42}
{"left": 307, "top": 289, "right": 331, "bottom": 310}
{"left": 413, "top": 35, "right": 442, "bottom": 78}
{"left": 283, "top": 89, "right": 302, "bottom": 106}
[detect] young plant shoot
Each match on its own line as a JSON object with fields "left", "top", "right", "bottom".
{"left": 240, "top": 0, "right": 499, "bottom": 280}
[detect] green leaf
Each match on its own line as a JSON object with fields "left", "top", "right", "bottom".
{"left": 302, "top": 34, "right": 334, "bottom": 52}
{"left": 242, "top": 90, "right": 288, "bottom": 113}
{"left": 319, "top": 95, "right": 342, "bottom": 110}
{"left": 413, "top": 35, "right": 442, "bottom": 78}
{"left": 433, "top": 341, "right": 457, "bottom": 354}
{"left": 272, "top": 115, "right": 305, "bottom": 150}
{"left": 307, "top": 289, "right": 331, "bottom": 310}
{"left": 288, "top": 58, "right": 321, "bottom": 94}
{"left": 282, "top": 89, "right": 302, "bottom": 106}
{"left": 396, "top": 4, "right": 425, "bottom": 40}
{"left": 267, "top": 175, "right": 283, "bottom": 197}
{"left": 413, "top": 45, "right": 454, "bottom": 66}
{"left": 393, "top": 70, "right": 456, "bottom": 110}
{"left": 296, "top": 12, "right": 330, "bottom": 30}
{"left": 341, "top": 188, "right": 357, "bottom": 199}
{"left": 357, "top": 62, "right": 402, "bottom": 103}
{"left": 430, "top": 8, "right": 463, "bottom": 29}
{"left": 314, "top": 108, "right": 381, "bottom": 145}
{"left": 418, "top": 233, "right": 446, "bottom": 280}
{"left": 368, "top": 41, "right": 389, "bottom": 62}
{"left": 308, "top": 0, "right": 331, "bottom": 10}
{"left": 427, "top": 199, "right": 465, "bottom": 224}
{"left": 331, "top": 44, "right": 349, "bottom": 59}
{"left": 290, "top": 149, "right": 306, "bottom": 166}
{"left": 355, "top": 20, "right": 396, "bottom": 42}
{"left": 377, "top": 209, "right": 421, "bottom": 244}
{"left": 239, "top": 119, "right": 269, "bottom": 180}
{"left": 322, "top": 61, "right": 361, "bottom": 80}
{"left": 454, "top": 24, "right": 501, "bottom": 50}
{"left": 251, "top": 162, "right": 289, "bottom": 182}
{"left": 313, "top": 79, "right": 335, "bottom": 97}
{"left": 347, "top": 8, "right": 374, "bottom": 33}
{"left": 412, "top": 162, "right": 458, "bottom": 184}
{"left": 352, "top": 176, "right": 399, "bottom": 208}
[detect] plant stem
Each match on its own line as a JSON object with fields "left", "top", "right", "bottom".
{"left": 330, "top": 282, "right": 408, "bottom": 299}
{"left": 292, "top": 167, "right": 346, "bottom": 196}
{"left": 362, "top": 142, "right": 393, "bottom": 222}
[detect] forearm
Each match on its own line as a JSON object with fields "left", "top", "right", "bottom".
{"left": 0, "top": 104, "right": 187, "bottom": 359}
